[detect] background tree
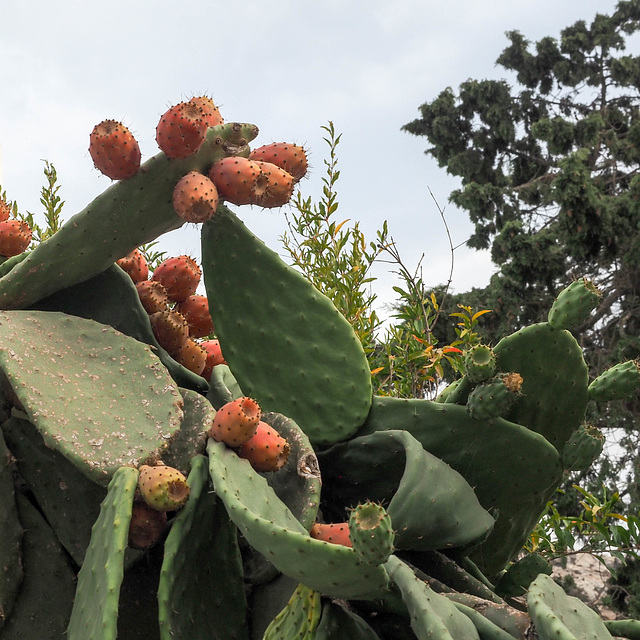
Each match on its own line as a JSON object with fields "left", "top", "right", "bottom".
{"left": 404, "top": 0, "right": 640, "bottom": 509}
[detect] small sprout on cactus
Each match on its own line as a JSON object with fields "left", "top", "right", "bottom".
{"left": 309, "top": 522, "right": 352, "bottom": 547}
{"left": 128, "top": 498, "right": 168, "bottom": 549}
{"left": 89, "top": 119, "right": 141, "bottom": 180}
{"left": 116, "top": 248, "right": 149, "bottom": 283}
{"left": 138, "top": 464, "right": 190, "bottom": 512}
{"left": 151, "top": 255, "right": 202, "bottom": 303}
{"left": 237, "top": 420, "right": 290, "bottom": 472}
{"left": 208, "top": 396, "right": 261, "bottom": 446}
{"left": 172, "top": 171, "right": 219, "bottom": 224}
{"left": 156, "top": 101, "right": 208, "bottom": 159}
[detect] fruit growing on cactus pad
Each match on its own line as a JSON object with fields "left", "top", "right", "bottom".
{"left": 128, "top": 499, "right": 168, "bottom": 549}
{"left": 138, "top": 464, "right": 190, "bottom": 511}
{"left": 0, "top": 197, "right": 11, "bottom": 222}
{"left": 208, "top": 396, "right": 261, "bottom": 446}
{"left": 149, "top": 309, "right": 190, "bottom": 354}
{"left": 135, "top": 280, "right": 170, "bottom": 314}
{"left": 176, "top": 294, "right": 214, "bottom": 338}
{"left": 116, "top": 248, "right": 149, "bottom": 283}
{"left": 200, "top": 339, "right": 226, "bottom": 379}
{"left": 172, "top": 171, "right": 219, "bottom": 223}
{"left": 309, "top": 522, "right": 352, "bottom": 547}
{"left": 237, "top": 420, "right": 290, "bottom": 471}
{"left": 172, "top": 337, "right": 207, "bottom": 376}
{"left": 156, "top": 101, "right": 208, "bottom": 159}
{"left": 88, "top": 119, "right": 141, "bottom": 180}
{"left": 189, "top": 96, "right": 224, "bottom": 128}
{"left": 251, "top": 161, "right": 296, "bottom": 207}
{"left": 151, "top": 255, "right": 201, "bottom": 302}
{"left": 249, "top": 142, "right": 309, "bottom": 181}
{"left": 0, "top": 219, "right": 32, "bottom": 257}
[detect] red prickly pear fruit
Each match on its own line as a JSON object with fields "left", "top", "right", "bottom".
{"left": 0, "top": 219, "right": 32, "bottom": 257}
{"left": 0, "top": 197, "right": 11, "bottom": 222}
{"left": 208, "top": 157, "right": 263, "bottom": 206}
{"left": 89, "top": 119, "right": 141, "bottom": 180}
{"left": 138, "top": 464, "right": 190, "bottom": 512}
{"left": 151, "top": 255, "right": 201, "bottom": 303}
{"left": 116, "top": 248, "right": 149, "bottom": 283}
{"left": 172, "top": 338, "right": 207, "bottom": 376}
{"left": 238, "top": 420, "right": 290, "bottom": 472}
{"left": 156, "top": 101, "right": 207, "bottom": 159}
{"left": 128, "top": 499, "right": 168, "bottom": 549}
{"left": 175, "top": 294, "right": 214, "bottom": 338}
{"left": 188, "top": 96, "right": 224, "bottom": 128}
{"left": 135, "top": 280, "right": 170, "bottom": 315}
{"left": 200, "top": 339, "right": 226, "bottom": 380}
{"left": 309, "top": 522, "right": 353, "bottom": 548}
{"left": 249, "top": 142, "right": 308, "bottom": 181}
{"left": 208, "top": 396, "right": 261, "bottom": 447}
{"left": 251, "top": 161, "right": 296, "bottom": 208}
{"left": 173, "top": 171, "right": 219, "bottom": 224}
{"left": 149, "top": 309, "right": 190, "bottom": 355}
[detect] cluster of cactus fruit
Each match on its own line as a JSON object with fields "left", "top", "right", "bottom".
{"left": 0, "top": 95, "right": 640, "bottom": 640}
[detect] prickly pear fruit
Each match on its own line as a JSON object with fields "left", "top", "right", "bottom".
{"left": 208, "top": 396, "right": 261, "bottom": 446}
{"left": 0, "top": 197, "right": 11, "bottom": 222}
{"left": 0, "top": 219, "right": 32, "bottom": 257}
{"left": 128, "top": 498, "right": 168, "bottom": 549}
{"left": 208, "top": 157, "right": 263, "bottom": 205}
{"left": 251, "top": 161, "right": 296, "bottom": 208}
{"left": 88, "top": 119, "right": 141, "bottom": 180}
{"left": 562, "top": 422, "right": 605, "bottom": 472}
{"left": 588, "top": 359, "right": 640, "bottom": 402}
{"left": 464, "top": 344, "right": 497, "bottom": 383}
{"left": 466, "top": 372, "right": 523, "bottom": 421}
{"left": 200, "top": 339, "right": 226, "bottom": 379}
{"left": 172, "top": 171, "right": 219, "bottom": 223}
{"left": 151, "top": 255, "right": 201, "bottom": 303}
{"left": 348, "top": 502, "right": 395, "bottom": 566}
{"left": 249, "top": 142, "right": 309, "bottom": 181}
{"left": 176, "top": 294, "right": 214, "bottom": 338}
{"left": 116, "top": 248, "right": 149, "bottom": 283}
{"left": 156, "top": 101, "right": 208, "bottom": 159}
{"left": 237, "top": 420, "right": 290, "bottom": 472}
{"left": 172, "top": 337, "right": 207, "bottom": 376}
{"left": 135, "top": 280, "right": 170, "bottom": 314}
{"left": 309, "top": 522, "right": 352, "bottom": 548}
{"left": 548, "top": 278, "right": 602, "bottom": 330}
{"left": 149, "top": 309, "right": 190, "bottom": 354}
{"left": 138, "top": 464, "right": 190, "bottom": 512}
{"left": 188, "top": 96, "right": 224, "bottom": 128}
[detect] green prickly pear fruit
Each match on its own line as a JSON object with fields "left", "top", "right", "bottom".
{"left": 138, "top": 464, "right": 190, "bottom": 512}
{"left": 562, "top": 422, "right": 605, "bottom": 471}
{"left": 200, "top": 339, "right": 226, "bottom": 380}
{"left": 188, "top": 95, "right": 224, "bottom": 128}
{"left": 208, "top": 396, "right": 262, "bottom": 446}
{"left": 495, "top": 552, "right": 552, "bottom": 598}
{"left": 238, "top": 420, "right": 290, "bottom": 471}
{"left": 588, "top": 359, "right": 640, "bottom": 402}
{"left": 466, "top": 372, "right": 523, "bottom": 421}
{"left": 116, "top": 248, "right": 149, "bottom": 283}
{"left": 0, "top": 219, "right": 32, "bottom": 257}
{"left": 176, "top": 294, "right": 214, "bottom": 338}
{"left": 464, "top": 344, "right": 497, "bottom": 383}
{"left": 156, "top": 100, "right": 208, "bottom": 159}
{"left": 149, "top": 308, "right": 190, "bottom": 354}
{"left": 88, "top": 119, "right": 141, "bottom": 180}
{"left": 348, "top": 502, "right": 395, "bottom": 566}
{"left": 151, "top": 255, "right": 201, "bottom": 302}
{"left": 172, "top": 170, "right": 219, "bottom": 223}
{"left": 249, "top": 142, "right": 309, "bottom": 181}
{"left": 172, "top": 337, "right": 208, "bottom": 376}
{"left": 128, "top": 498, "right": 168, "bottom": 549}
{"left": 135, "top": 280, "right": 170, "bottom": 314}
{"left": 548, "top": 277, "right": 602, "bottom": 330}
{"left": 309, "top": 522, "right": 352, "bottom": 548}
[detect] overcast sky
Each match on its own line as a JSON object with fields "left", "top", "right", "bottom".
{"left": 0, "top": 0, "right": 619, "bottom": 319}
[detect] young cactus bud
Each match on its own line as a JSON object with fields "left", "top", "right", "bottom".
{"left": 588, "top": 360, "right": 640, "bottom": 402}
{"left": 208, "top": 396, "right": 261, "bottom": 447}
{"left": 348, "top": 502, "right": 395, "bottom": 566}
{"left": 309, "top": 522, "right": 352, "bottom": 548}
{"left": 138, "top": 465, "right": 190, "bottom": 512}
{"left": 466, "top": 372, "right": 523, "bottom": 421}
{"left": 464, "top": 344, "right": 497, "bottom": 383}
{"left": 561, "top": 422, "right": 605, "bottom": 472}
{"left": 548, "top": 278, "right": 601, "bottom": 331}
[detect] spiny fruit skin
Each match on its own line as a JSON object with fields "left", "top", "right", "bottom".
{"left": 0, "top": 198, "right": 11, "bottom": 222}
{"left": 149, "top": 309, "right": 190, "bottom": 355}
{"left": 250, "top": 161, "right": 296, "bottom": 208}
{"left": 237, "top": 420, "right": 290, "bottom": 472}
{"left": 116, "top": 248, "right": 149, "bottom": 283}
{"left": 172, "top": 338, "right": 207, "bottom": 376}
{"left": 128, "top": 499, "right": 168, "bottom": 549}
{"left": 151, "top": 255, "right": 201, "bottom": 303}
{"left": 156, "top": 101, "right": 207, "bottom": 159}
{"left": 588, "top": 359, "right": 640, "bottom": 402}
{"left": 249, "top": 142, "right": 309, "bottom": 181}
{"left": 348, "top": 502, "right": 395, "bottom": 566}
{"left": 89, "top": 119, "right": 141, "bottom": 180}
{"left": 200, "top": 339, "right": 226, "bottom": 380}
{"left": 135, "top": 280, "right": 170, "bottom": 315}
{"left": 208, "top": 396, "right": 261, "bottom": 447}
{"left": 548, "top": 278, "right": 602, "bottom": 331}
{"left": 466, "top": 372, "right": 523, "bottom": 421}
{"left": 175, "top": 294, "right": 214, "bottom": 338}
{"left": 464, "top": 344, "right": 497, "bottom": 383}
{"left": 561, "top": 422, "right": 605, "bottom": 472}
{"left": 188, "top": 96, "right": 224, "bottom": 128}
{"left": 309, "top": 522, "right": 352, "bottom": 548}
{"left": 138, "top": 464, "right": 190, "bottom": 512}
{"left": 0, "top": 219, "right": 32, "bottom": 257}
{"left": 208, "top": 157, "right": 263, "bottom": 205}
{"left": 172, "top": 171, "right": 219, "bottom": 223}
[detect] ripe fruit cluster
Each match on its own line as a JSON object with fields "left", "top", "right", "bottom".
{"left": 0, "top": 196, "right": 32, "bottom": 258}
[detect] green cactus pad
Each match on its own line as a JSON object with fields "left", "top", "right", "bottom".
{"left": 207, "top": 438, "right": 389, "bottom": 600}
{"left": 158, "top": 455, "right": 249, "bottom": 640}
{"left": 588, "top": 359, "right": 640, "bottom": 402}
{"left": 495, "top": 553, "right": 552, "bottom": 598}
{"left": 207, "top": 363, "right": 245, "bottom": 409}
{"left": 0, "top": 123, "right": 258, "bottom": 310}
{"left": 547, "top": 278, "right": 601, "bottom": 331}
{"left": 561, "top": 422, "right": 605, "bottom": 472}
{"left": 263, "top": 583, "right": 321, "bottom": 640}
{"left": 319, "top": 430, "right": 495, "bottom": 552}
{"left": 67, "top": 466, "right": 138, "bottom": 640}
{"left": 604, "top": 619, "right": 640, "bottom": 638}
{"left": 527, "top": 573, "right": 614, "bottom": 639}
{"left": 385, "top": 555, "right": 481, "bottom": 640}
{"left": 449, "top": 601, "right": 519, "bottom": 640}
{"left": 201, "top": 206, "right": 372, "bottom": 446}
{"left": 315, "top": 601, "right": 381, "bottom": 639}
{"left": 0, "top": 311, "right": 184, "bottom": 485}
{"left": 356, "top": 397, "right": 563, "bottom": 576}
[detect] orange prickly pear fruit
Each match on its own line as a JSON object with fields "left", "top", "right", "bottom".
{"left": 172, "top": 171, "right": 219, "bottom": 224}
{"left": 0, "top": 197, "right": 11, "bottom": 222}
{"left": 135, "top": 280, "right": 170, "bottom": 315}
{"left": 156, "top": 101, "right": 207, "bottom": 159}
{"left": 0, "top": 219, "right": 32, "bottom": 257}
{"left": 249, "top": 142, "right": 308, "bottom": 181}
{"left": 176, "top": 294, "right": 214, "bottom": 338}
{"left": 89, "top": 119, "right": 141, "bottom": 180}
{"left": 138, "top": 464, "right": 190, "bottom": 512}
{"left": 188, "top": 96, "right": 224, "bottom": 128}
{"left": 208, "top": 396, "right": 261, "bottom": 447}
{"left": 172, "top": 338, "right": 208, "bottom": 376}
{"left": 251, "top": 161, "right": 296, "bottom": 208}
{"left": 149, "top": 309, "right": 190, "bottom": 355}
{"left": 309, "top": 522, "right": 352, "bottom": 548}
{"left": 200, "top": 339, "right": 226, "bottom": 380}
{"left": 116, "top": 248, "right": 149, "bottom": 283}
{"left": 151, "top": 255, "right": 201, "bottom": 303}
{"left": 128, "top": 499, "right": 168, "bottom": 549}
{"left": 208, "top": 157, "right": 263, "bottom": 206}
{"left": 238, "top": 420, "right": 290, "bottom": 472}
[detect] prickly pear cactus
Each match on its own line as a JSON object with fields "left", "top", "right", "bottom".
{"left": 0, "top": 96, "right": 637, "bottom": 640}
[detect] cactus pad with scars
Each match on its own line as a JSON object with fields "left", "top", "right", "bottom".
{"left": 0, "top": 311, "right": 184, "bottom": 485}
{"left": 201, "top": 205, "right": 372, "bottom": 446}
